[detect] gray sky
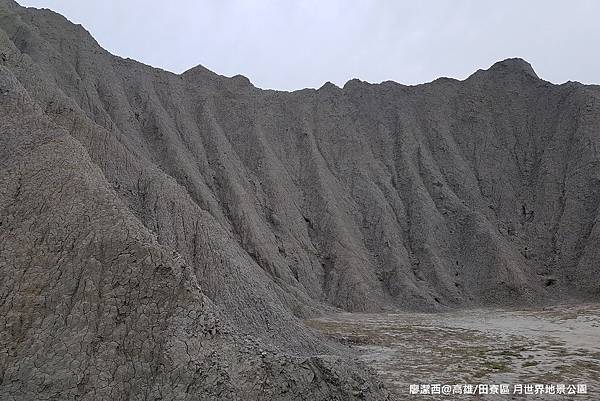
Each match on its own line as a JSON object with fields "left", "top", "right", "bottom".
{"left": 17, "top": 0, "right": 600, "bottom": 91}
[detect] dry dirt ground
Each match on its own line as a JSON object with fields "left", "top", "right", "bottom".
{"left": 307, "top": 303, "right": 600, "bottom": 400}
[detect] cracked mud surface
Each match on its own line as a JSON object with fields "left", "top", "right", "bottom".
{"left": 2, "top": 0, "right": 600, "bottom": 399}
{"left": 308, "top": 303, "right": 600, "bottom": 400}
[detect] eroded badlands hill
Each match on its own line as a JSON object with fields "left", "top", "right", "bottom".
{"left": 1, "top": 0, "right": 599, "bottom": 399}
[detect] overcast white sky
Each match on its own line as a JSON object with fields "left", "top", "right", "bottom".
{"left": 17, "top": 0, "right": 600, "bottom": 91}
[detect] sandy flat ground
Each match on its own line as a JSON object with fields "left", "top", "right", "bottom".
{"left": 307, "top": 303, "right": 600, "bottom": 400}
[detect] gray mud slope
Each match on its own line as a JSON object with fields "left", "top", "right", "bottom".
{"left": 0, "top": 0, "right": 599, "bottom": 399}
{"left": 0, "top": 1, "right": 392, "bottom": 400}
